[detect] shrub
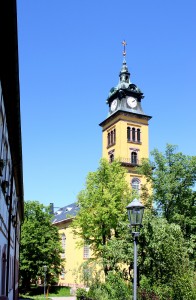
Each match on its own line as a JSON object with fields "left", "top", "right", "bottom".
{"left": 87, "top": 271, "right": 130, "bottom": 300}
{"left": 76, "top": 288, "right": 88, "bottom": 300}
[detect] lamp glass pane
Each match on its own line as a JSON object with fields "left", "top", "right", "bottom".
{"left": 130, "top": 207, "right": 144, "bottom": 225}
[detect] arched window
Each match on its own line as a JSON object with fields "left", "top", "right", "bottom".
{"left": 61, "top": 268, "right": 65, "bottom": 279}
{"left": 111, "top": 130, "right": 114, "bottom": 144}
{"left": 109, "top": 153, "right": 114, "bottom": 163}
{"left": 131, "top": 178, "right": 140, "bottom": 191}
{"left": 107, "top": 132, "right": 111, "bottom": 146}
{"left": 83, "top": 244, "right": 90, "bottom": 259}
{"left": 132, "top": 128, "right": 136, "bottom": 142}
{"left": 131, "top": 152, "right": 137, "bottom": 164}
{"left": 137, "top": 129, "right": 141, "bottom": 142}
{"left": 61, "top": 233, "right": 66, "bottom": 258}
{"left": 127, "top": 127, "right": 131, "bottom": 141}
{"left": 107, "top": 129, "right": 116, "bottom": 147}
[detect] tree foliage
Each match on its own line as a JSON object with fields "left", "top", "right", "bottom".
{"left": 71, "top": 158, "right": 134, "bottom": 275}
{"left": 139, "top": 144, "right": 196, "bottom": 234}
{"left": 137, "top": 144, "right": 196, "bottom": 298}
{"left": 138, "top": 211, "right": 196, "bottom": 299}
{"left": 20, "top": 201, "right": 63, "bottom": 289}
{"left": 72, "top": 148, "right": 196, "bottom": 299}
{"left": 139, "top": 145, "right": 196, "bottom": 261}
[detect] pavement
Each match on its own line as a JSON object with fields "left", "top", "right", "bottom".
{"left": 50, "top": 297, "right": 76, "bottom": 300}
{"left": 20, "top": 297, "right": 76, "bottom": 300}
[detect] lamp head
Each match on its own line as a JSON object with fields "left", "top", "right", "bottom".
{"left": 126, "top": 198, "right": 145, "bottom": 233}
{"left": 43, "top": 265, "right": 47, "bottom": 272}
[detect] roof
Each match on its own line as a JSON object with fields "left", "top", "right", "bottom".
{"left": 52, "top": 202, "right": 80, "bottom": 225}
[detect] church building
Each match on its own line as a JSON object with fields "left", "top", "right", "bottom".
{"left": 52, "top": 42, "right": 151, "bottom": 287}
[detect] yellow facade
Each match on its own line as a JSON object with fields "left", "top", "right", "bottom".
{"left": 100, "top": 111, "right": 151, "bottom": 189}
{"left": 54, "top": 219, "right": 90, "bottom": 287}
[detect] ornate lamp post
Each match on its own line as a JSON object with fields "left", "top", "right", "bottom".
{"left": 126, "top": 198, "right": 145, "bottom": 300}
{"left": 43, "top": 265, "right": 47, "bottom": 298}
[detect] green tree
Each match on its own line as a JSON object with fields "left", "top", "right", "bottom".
{"left": 71, "top": 155, "right": 196, "bottom": 299}
{"left": 139, "top": 144, "right": 196, "bottom": 261}
{"left": 20, "top": 201, "right": 63, "bottom": 289}
{"left": 72, "top": 158, "right": 134, "bottom": 276}
{"left": 138, "top": 212, "right": 196, "bottom": 299}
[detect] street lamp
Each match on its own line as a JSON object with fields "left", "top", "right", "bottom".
{"left": 126, "top": 198, "right": 145, "bottom": 300}
{"left": 43, "top": 265, "right": 47, "bottom": 298}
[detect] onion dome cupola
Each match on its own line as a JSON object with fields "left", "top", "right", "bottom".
{"left": 106, "top": 41, "right": 145, "bottom": 116}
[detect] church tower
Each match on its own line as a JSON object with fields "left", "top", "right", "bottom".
{"left": 99, "top": 41, "right": 152, "bottom": 192}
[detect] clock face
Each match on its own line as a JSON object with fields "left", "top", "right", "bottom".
{"left": 127, "top": 97, "right": 137, "bottom": 108}
{"left": 111, "top": 99, "right": 117, "bottom": 112}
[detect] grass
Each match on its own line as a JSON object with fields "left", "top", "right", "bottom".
{"left": 19, "top": 286, "right": 71, "bottom": 299}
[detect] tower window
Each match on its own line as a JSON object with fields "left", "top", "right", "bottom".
{"left": 111, "top": 130, "right": 114, "bottom": 144}
{"left": 127, "top": 126, "right": 141, "bottom": 143}
{"left": 137, "top": 129, "right": 141, "bottom": 142}
{"left": 132, "top": 128, "right": 136, "bottom": 142}
{"left": 109, "top": 153, "right": 114, "bottom": 163}
{"left": 131, "top": 178, "right": 140, "bottom": 191}
{"left": 127, "top": 127, "right": 131, "bottom": 141}
{"left": 108, "top": 149, "right": 115, "bottom": 163}
{"left": 107, "top": 128, "right": 116, "bottom": 147}
{"left": 107, "top": 133, "right": 110, "bottom": 146}
{"left": 131, "top": 152, "right": 138, "bottom": 165}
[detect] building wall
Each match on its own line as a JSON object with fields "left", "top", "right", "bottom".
{"left": 102, "top": 115, "right": 149, "bottom": 159}
{"left": 54, "top": 220, "right": 90, "bottom": 287}
{"left": 0, "top": 82, "right": 22, "bottom": 300}
{"left": 0, "top": 1, "right": 24, "bottom": 299}
{"left": 101, "top": 112, "right": 150, "bottom": 189}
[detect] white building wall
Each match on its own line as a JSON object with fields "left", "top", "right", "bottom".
{"left": 0, "top": 81, "right": 21, "bottom": 300}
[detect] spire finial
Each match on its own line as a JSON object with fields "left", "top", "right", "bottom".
{"left": 122, "top": 40, "right": 127, "bottom": 58}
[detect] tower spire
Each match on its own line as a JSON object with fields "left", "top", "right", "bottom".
{"left": 122, "top": 40, "right": 127, "bottom": 58}
{"left": 119, "top": 40, "right": 130, "bottom": 84}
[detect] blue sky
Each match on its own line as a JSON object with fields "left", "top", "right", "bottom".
{"left": 17, "top": 0, "right": 196, "bottom": 208}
